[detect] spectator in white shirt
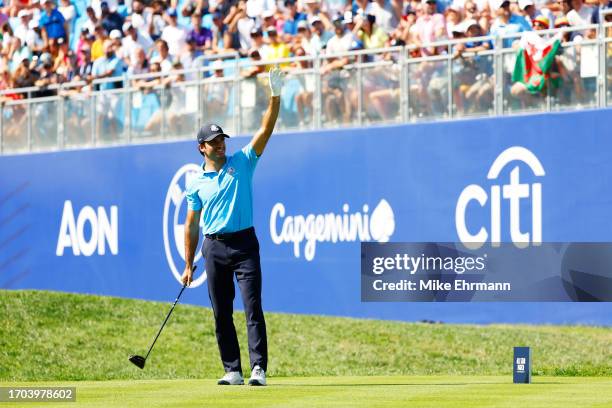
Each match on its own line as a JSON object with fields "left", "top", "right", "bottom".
{"left": 13, "top": 10, "right": 31, "bottom": 44}
{"left": 121, "top": 21, "right": 153, "bottom": 65}
{"left": 161, "top": 8, "right": 187, "bottom": 57}
{"left": 82, "top": 7, "right": 99, "bottom": 36}
{"left": 368, "top": 0, "right": 401, "bottom": 34}
{"left": 58, "top": 0, "right": 77, "bottom": 28}
{"left": 26, "top": 19, "right": 45, "bottom": 54}
{"left": 151, "top": 38, "right": 173, "bottom": 72}
{"left": 567, "top": 0, "right": 594, "bottom": 26}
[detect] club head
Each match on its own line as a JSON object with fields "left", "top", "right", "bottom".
{"left": 129, "top": 354, "right": 146, "bottom": 369}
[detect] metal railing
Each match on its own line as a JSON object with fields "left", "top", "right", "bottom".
{"left": 1, "top": 19, "right": 611, "bottom": 155}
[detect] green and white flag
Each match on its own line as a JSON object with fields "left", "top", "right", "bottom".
{"left": 512, "top": 32, "right": 562, "bottom": 94}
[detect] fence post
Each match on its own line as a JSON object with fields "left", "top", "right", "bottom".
{"left": 0, "top": 102, "right": 4, "bottom": 154}
{"left": 90, "top": 92, "right": 96, "bottom": 146}
{"left": 27, "top": 93, "right": 32, "bottom": 152}
{"left": 357, "top": 62, "right": 363, "bottom": 126}
{"left": 598, "top": 14, "right": 606, "bottom": 107}
{"left": 234, "top": 55, "right": 242, "bottom": 135}
{"left": 399, "top": 47, "right": 408, "bottom": 123}
{"left": 314, "top": 53, "right": 322, "bottom": 129}
{"left": 126, "top": 78, "right": 132, "bottom": 144}
{"left": 447, "top": 52, "right": 453, "bottom": 119}
{"left": 494, "top": 36, "right": 504, "bottom": 116}
{"left": 58, "top": 95, "right": 65, "bottom": 149}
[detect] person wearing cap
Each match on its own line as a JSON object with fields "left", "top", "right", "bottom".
{"left": 39, "top": 0, "right": 69, "bottom": 46}
{"left": 308, "top": 15, "right": 333, "bottom": 53}
{"left": 210, "top": 11, "right": 230, "bottom": 53}
{"left": 34, "top": 50, "right": 60, "bottom": 97}
{"left": 91, "top": 25, "right": 108, "bottom": 60}
{"left": 58, "top": 0, "right": 76, "bottom": 29}
{"left": 322, "top": 17, "right": 353, "bottom": 70}
{"left": 264, "top": 26, "right": 290, "bottom": 67}
{"left": 490, "top": 0, "right": 531, "bottom": 48}
{"left": 282, "top": 0, "right": 306, "bottom": 38}
{"left": 74, "top": 45, "right": 94, "bottom": 82}
{"left": 249, "top": 27, "right": 270, "bottom": 58}
{"left": 245, "top": 0, "right": 276, "bottom": 19}
{"left": 82, "top": 7, "right": 99, "bottom": 37}
{"left": 91, "top": 0, "right": 118, "bottom": 18}
{"left": 14, "top": 9, "right": 32, "bottom": 45}
{"left": 187, "top": 13, "right": 212, "bottom": 52}
{"left": 181, "top": 67, "right": 284, "bottom": 387}
{"left": 413, "top": 0, "right": 446, "bottom": 56}
{"left": 358, "top": 13, "right": 388, "bottom": 50}
{"left": 369, "top": 0, "right": 400, "bottom": 34}
{"left": 147, "top": 0, "right": 168, "bottom": 42}
{"left": 518, "top": 0, "right": 554, "bottom": 28}
{"left": 91, "top": 39, "right": 124, "bottom": 137}
{"left": 120, "top": 21, "right": 153, "bottom": 65}
{"left": 261, "top": 9, "right": 277, "bottom": 34}
{"left": 25, "top": 18, "right": 45, "bottom": 54}
{"left": 532, "top": 14, "right": 551, "bottom": 29}
{"left": 226, "top": 0, "right": 256, "bottom": 52}
{"left": 179, "top": 38, "right": 202, "bottom": 80}
{"left": 92, "top": 39, "right": 124, "bottom": 90}
{"left": 161, "top": 8, "right": 187, "bottom": 57}
{"left": 293, "top": 19, "right": 315, "bottom": 55}
{"left": 100, "top": 0, "right": 124, "bottom": 34}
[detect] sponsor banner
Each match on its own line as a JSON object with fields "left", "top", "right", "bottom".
{"left": 361, "top": 243, "right": 612, "bottom": 301}
{"left": 1, "top": 109, "right": 612, "bottom": 324}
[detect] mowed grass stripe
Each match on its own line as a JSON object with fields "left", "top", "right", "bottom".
{"left": 0, "top": 377, "right": 611, "bottom": 408}
{"left": 0, "top": 290, "right": 611, "bottom": 381}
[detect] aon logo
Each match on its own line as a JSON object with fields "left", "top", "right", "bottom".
{"left": 56, "top": 200, "right": 119, "bottom": 256}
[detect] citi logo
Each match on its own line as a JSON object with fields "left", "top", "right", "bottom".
{"left": 270, "top": 199, "right": 395, "bottom": 261}
{"left": 455, "top": 146, "right": 544, "bottom": 249}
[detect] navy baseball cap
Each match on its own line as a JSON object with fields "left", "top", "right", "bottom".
{"left": 197, "top": 123, "right": 229, "bottom": 143}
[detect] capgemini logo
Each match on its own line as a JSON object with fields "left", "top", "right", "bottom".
{"left": 455, "top": 146, "right": 545, "bottom": 249}
{"left": 270, "top": 199, "right": 395, "bottom": 261}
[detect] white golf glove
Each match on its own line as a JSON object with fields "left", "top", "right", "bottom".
{"left": 269, "top": 66, "right": 283, "bottom": 97}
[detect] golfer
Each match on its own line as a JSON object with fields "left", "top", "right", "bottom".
{"left": 181, "top": 67, "right": 283, "bottom": 386}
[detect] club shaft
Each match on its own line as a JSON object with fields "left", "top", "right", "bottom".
{"left": 144, "top": 284, "right": 186, "bottom": 360}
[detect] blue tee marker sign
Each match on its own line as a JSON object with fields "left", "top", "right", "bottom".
{"left": 513, "top": 347, "right": 532, "bottom": 384}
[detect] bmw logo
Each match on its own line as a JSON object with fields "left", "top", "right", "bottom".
{"left": 163, "top": 164, "right": 207, "bottom": 287}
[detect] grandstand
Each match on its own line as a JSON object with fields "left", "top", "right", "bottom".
{"left": 0, "top": 0, "right": 609, "bottom": 153}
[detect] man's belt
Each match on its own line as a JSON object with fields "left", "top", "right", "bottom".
{"left": 205, "top": 227, "right": 254, "bottom": 241}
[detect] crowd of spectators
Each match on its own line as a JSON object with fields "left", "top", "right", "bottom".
{"left": 0, "top": 0, "right": 610, "bottom": 128}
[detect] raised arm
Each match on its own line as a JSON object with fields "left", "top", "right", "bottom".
{"left": 251, "top": 67, "right": 283, "bottom": 156}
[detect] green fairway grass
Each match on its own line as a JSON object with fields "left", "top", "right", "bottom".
{"left": 1, "top": 290, "right": 611, "bottom": 382}
{"left": 0, "top": 376, "right": 611, "bottom": 408}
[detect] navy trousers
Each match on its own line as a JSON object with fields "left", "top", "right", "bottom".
{"left": 203, "top": 227, "right": 267, "bottom": 374}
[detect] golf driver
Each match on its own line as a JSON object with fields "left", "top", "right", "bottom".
{"left": 128, "top": 266, "right": 196, "bottom": 369}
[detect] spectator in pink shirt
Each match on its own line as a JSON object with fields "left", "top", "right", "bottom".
{"left": 414, "top": 0, "right": 446, "bottom": 55}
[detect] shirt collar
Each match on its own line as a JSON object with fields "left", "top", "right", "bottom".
{"left": 202, "top": 155, "right": 230, "bottom": 174}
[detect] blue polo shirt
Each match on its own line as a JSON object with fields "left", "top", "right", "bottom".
{"left": 490, "top": 15, "right": 532, "bottom": 48}
{"left": 39, "top": 9, "right": 66, "bottom": 39}
{"left": 186, "top": 143, "right": 259, "bottom": 234}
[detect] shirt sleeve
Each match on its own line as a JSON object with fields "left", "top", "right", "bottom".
{"left": 240, "top": 143, "right": 260, "bottom": 172}
{"left": 56, "top": 10, "right": 66, "bottom": 24}
{"left": 186, "top": 181, "right": 203, "bottom": 211}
